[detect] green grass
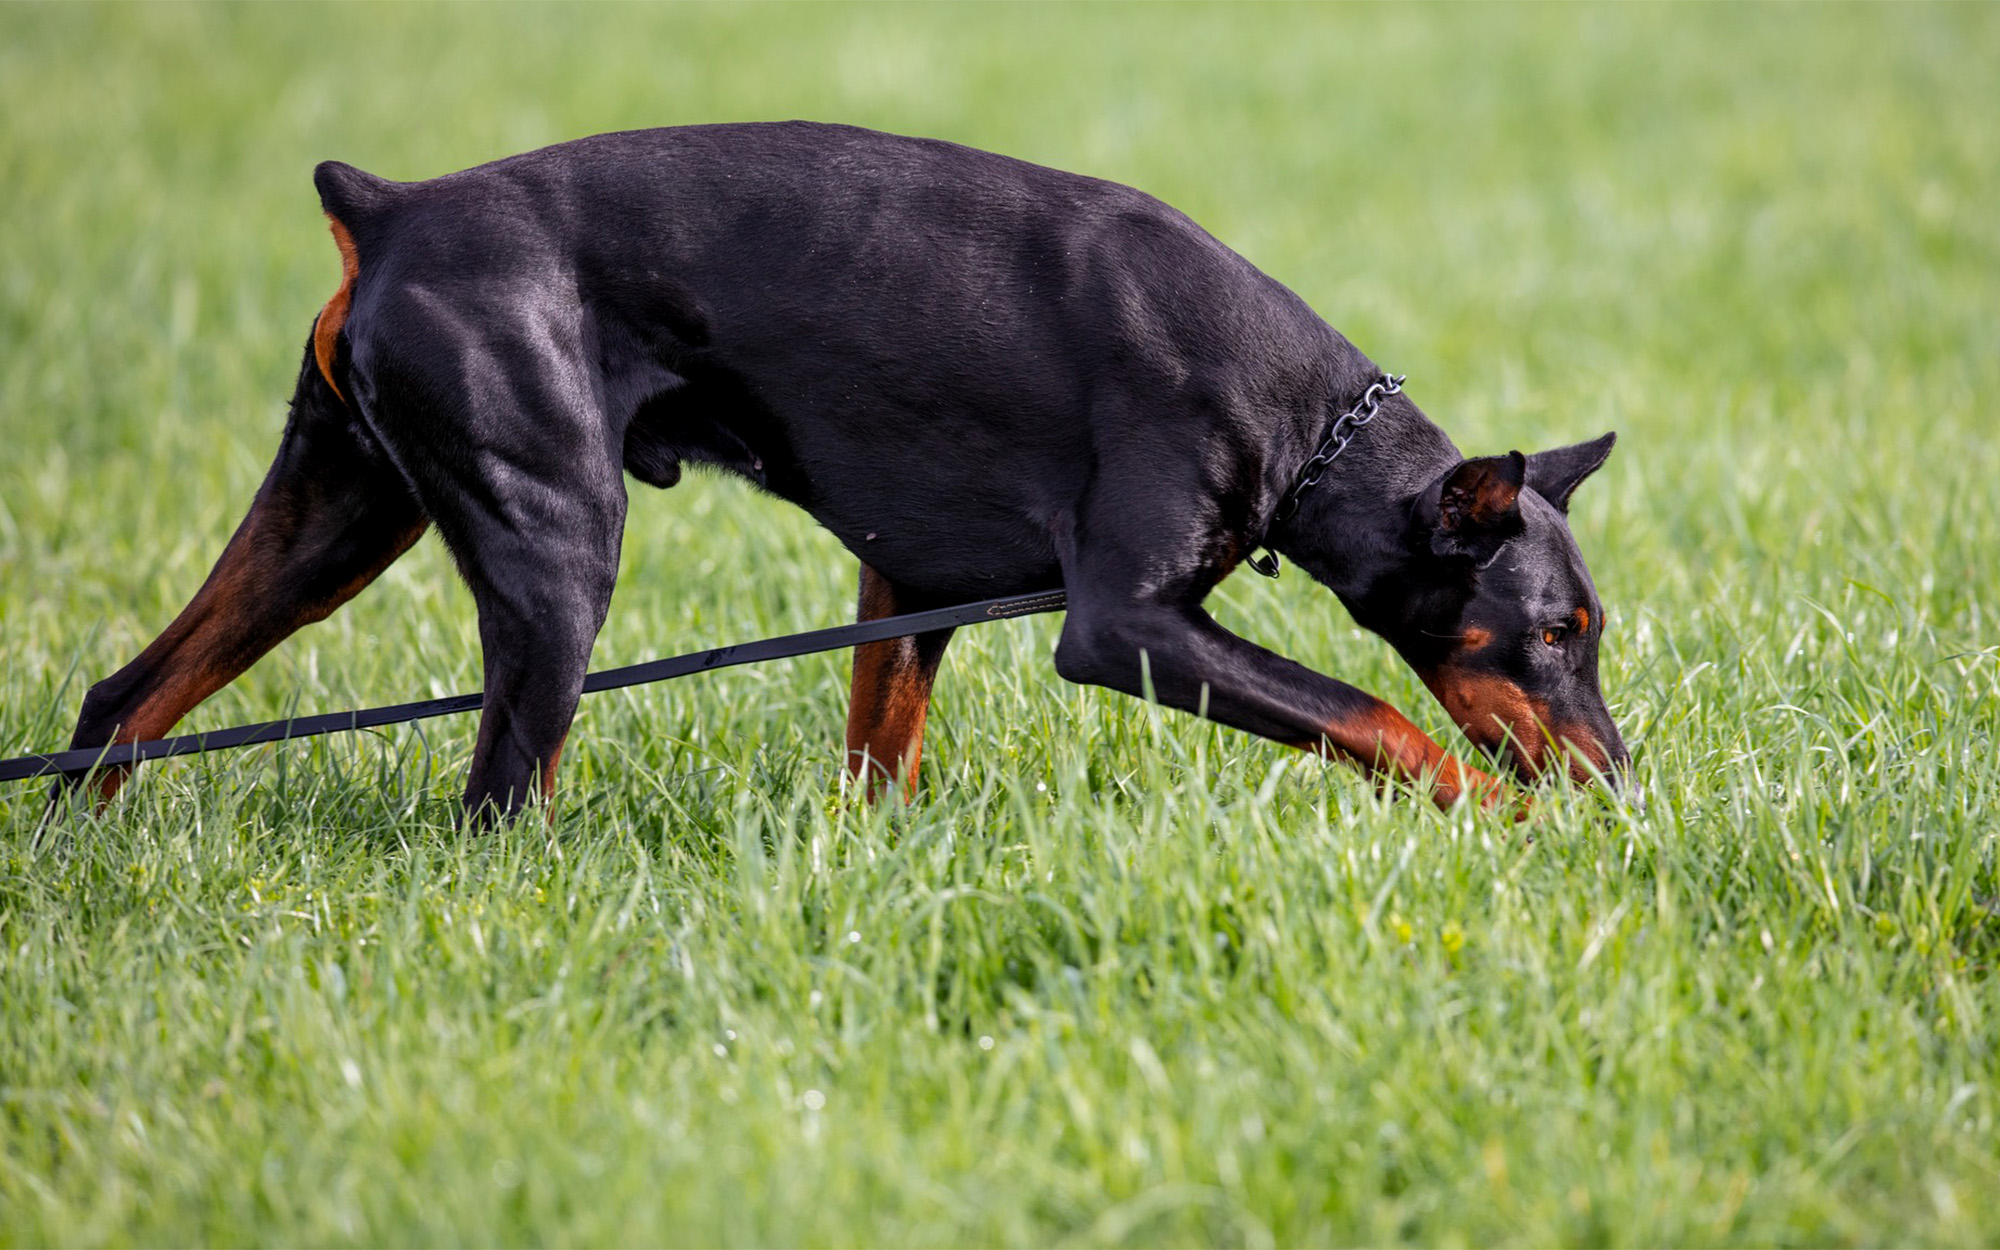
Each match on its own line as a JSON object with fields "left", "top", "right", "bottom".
{"left": 3, "top": 2, "right": 1998, "bottom": 1244}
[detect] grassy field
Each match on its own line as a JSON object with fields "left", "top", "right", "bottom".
{"left": 3, "top": 3, "right": 1998, "bottom": 1244}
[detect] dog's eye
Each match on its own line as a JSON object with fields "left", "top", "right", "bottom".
{"left": 1541, "top": 625, "right": 1566, "bottom": 647}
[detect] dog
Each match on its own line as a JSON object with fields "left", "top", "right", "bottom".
{"left": 59, "top": 121, "right": 1627, "bottom": 819}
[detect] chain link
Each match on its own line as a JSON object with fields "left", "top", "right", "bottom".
{"left": 1272, "top": 372, "right": 1404, "bottom": 523}
{"left": 1247, "top": 372, "right": 1405, "bottom": 578}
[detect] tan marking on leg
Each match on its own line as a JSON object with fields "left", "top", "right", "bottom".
{"left": 537, "top": 733, "right": 569, "bottom": 822}
{"left": 845, "top": 566, "right": 952, "bottom": 803}
{"left": 1289, "top": 700, "right": 1521, "bottom": 818}
{"left": 81, "top": 511, "right": 426, "bottom": 805}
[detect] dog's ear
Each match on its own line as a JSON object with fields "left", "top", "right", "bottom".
{"left": 1524, "top": 432, "right": 1616, "bottom": 513}
{"left": 1417, "top": 452, "right": 1526, "bottom": 565}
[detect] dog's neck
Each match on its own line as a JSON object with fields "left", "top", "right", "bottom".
{"left": 1270, "top": 389, "right": 1460, "bottom": 614}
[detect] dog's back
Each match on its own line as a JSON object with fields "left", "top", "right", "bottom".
{"left": 313, "top": 122, "right": 1344, "bottom": 599}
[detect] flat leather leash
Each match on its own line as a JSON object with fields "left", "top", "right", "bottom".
{"left": 0, "top": 589, "right": 1069, "bottom": 784}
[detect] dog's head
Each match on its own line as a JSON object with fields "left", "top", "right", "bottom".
{"left": 1371, "top": 433, "right": 1628, "bottom": 788}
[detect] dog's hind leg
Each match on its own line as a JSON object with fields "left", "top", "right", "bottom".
{"left": 60, "top": 349, "right": 428, "bottom": 805}
{"left": 354, "top": 317, "right": 628, "bottom": 823}
{"left": 845, "top": 564, "right": 956, "bottom": 802}
{"left": 447, "top": 471, "right": 624, "bottom": 823}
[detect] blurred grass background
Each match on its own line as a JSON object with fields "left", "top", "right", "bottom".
{"left": 2, "top": 3, "right": 1997, "bottom": 1245}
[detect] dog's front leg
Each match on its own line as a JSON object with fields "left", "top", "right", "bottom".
{"left": 845, "top": 564, "right": 955, "bottom": 802}
{"left": 1053, "top": 598, "right": 1514, "bottom": 813}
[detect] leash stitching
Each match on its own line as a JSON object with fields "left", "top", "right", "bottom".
{"left": 987, "top": 593, "right": 1068, "bottom": 618}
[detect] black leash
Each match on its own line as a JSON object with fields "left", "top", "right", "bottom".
{"left": 0, "top": 589, "right": 1068, "bottom": 784}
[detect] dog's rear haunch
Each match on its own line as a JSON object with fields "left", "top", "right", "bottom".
{"left": 60, "top": 122, "right": 1626, "bottom": 821}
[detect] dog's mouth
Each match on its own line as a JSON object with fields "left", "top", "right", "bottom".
{"left": 1492, "top": 729, "right": 1627, "bottom": 789}
{"left": 1422, "top": 666, "right": 1626, "bottom": 790}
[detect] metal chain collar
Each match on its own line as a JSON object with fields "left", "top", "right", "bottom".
{"left": 1246, "top": 372, "right": 1405, "bottom": 578}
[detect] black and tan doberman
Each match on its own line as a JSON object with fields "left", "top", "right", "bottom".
{"left": 62, "top": 122, "right": 1626, "bottom": 819}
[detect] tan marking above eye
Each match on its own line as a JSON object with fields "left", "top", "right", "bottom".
{"left": 1573, "top": 606, "right": 1591, "bottom": 634}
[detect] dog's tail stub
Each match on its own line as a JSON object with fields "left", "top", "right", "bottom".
{"left": 313, "top": 160, "right": 397, "bottom": 228}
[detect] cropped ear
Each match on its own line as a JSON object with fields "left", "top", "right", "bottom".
{"left": 1420, "top": 451, "right": 1526, "bottom": 565}
{"left": 1524, "top": 432, "right": 1616, "bottom": 513}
